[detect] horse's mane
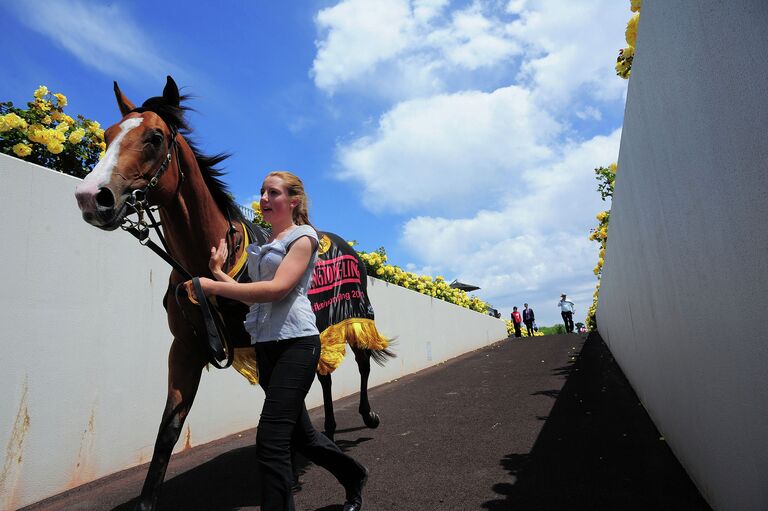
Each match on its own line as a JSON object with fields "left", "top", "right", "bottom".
{"left": 134, "top": 94, "right": 245, "bottom": 224}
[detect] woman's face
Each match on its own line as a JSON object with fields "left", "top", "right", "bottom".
{"left": 260, "top": 176, "right": 296, "bottom": 224}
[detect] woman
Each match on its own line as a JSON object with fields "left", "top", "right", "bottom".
{"left": 189, "top": 171, "right": 368, "bottom": 511}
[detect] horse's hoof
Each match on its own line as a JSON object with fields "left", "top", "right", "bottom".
{"left": 363, "top": 411, "right": 380, "bottom": 429}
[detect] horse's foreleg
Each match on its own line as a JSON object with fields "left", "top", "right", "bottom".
{"left": 135, "top": 339, "right": 205, "bottom": 511}
{"left": 353, "top": 347, "right": 380, "bottom": 429}
{"left": 317, "top": 372, "right": 337, "bottom": 441}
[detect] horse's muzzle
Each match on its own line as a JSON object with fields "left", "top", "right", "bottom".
{"left": 75, "top": 186, "right": 127, "bottom": 230}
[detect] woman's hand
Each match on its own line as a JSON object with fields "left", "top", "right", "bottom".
{"left": 184, "top": 277, "right": 216, "bottom": 302}
{"left": 208, "top": 238, "right": 228, "bottom": 275}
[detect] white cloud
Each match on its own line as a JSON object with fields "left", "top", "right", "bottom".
{"left": 506, "top": 0, "right": 629, "bottom": 107}
{"left": 337, "top": 85, "right": 560, "bottom": 215}
{"left": 313, "top": 0, "right": 414, "bottom": 93}
{"left": 396, "top": 128, "right": 620, "bottom": 324}
{"left": 7, "top": 0, "right": 179, "bottom": 80}
{"left": 312, "top": 0, "right": 523, "bottom": 98}
{"left": 313, "top": 0, "right": 630, "bottom": 324}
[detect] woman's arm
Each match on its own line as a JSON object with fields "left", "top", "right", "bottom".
{"left": 190, "top": 235, "right": 316, "bottom": 305}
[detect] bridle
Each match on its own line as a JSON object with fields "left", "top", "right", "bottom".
{"left": 114, "top": 114, "right": 242, "bottom": 369}
{"left": 121, "top": 122, "right": 183, "bottom": 249}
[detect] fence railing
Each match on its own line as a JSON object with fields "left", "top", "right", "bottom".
{"left": 236, "top": 203, "right": 256, "bottom": 221}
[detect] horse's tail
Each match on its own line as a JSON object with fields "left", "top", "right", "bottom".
{"left": 369, "top": 342, "right": 397, "bottom": 367}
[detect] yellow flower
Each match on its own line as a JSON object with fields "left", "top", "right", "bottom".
{"left": 13, "top": 143, "right": 32, "bottom": 157}
{"left": 54, "top": 93, "right": 68, "bottom": 107}
{"left": 98, "top": 141, "right": 106, "bottom": 150}
{"left": 35, "top": 99, "right": 52, "bottom": 112}
{"left": 27, "top": 124, "right": 45, "bottom": 143}
{"left": 630, "top": 0, "right": 642, "bottom": 12}
{"left": 0, "top": 113, "right": 27, "bottom": 132}
{"left": 625, "top": 13, "right": 639, "bottom": 47}
{"left": 56, "top": 122, "right": 70, "bottom": 133}
{"left": 42, "top": 115, "right": 52, "bottom": 125}
{"left": 596, "top": 211, "right": 608, "bottom": 221}
{"left": 68, "top": 128, "right": 85, "bottom": 144}
{"left": 46, "top": 140, "right": 64, "bottom": 154}
{"left": 99, "top": 149, "right": 106, "bottom": 160}
{"left": 33, "top": 85, "right": 49, "bottom": 99}
{"left": 608, "top": 162, "right": 617, "bottom": 173}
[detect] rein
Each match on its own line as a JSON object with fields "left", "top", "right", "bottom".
{"left": 118, "top": 123, "right": 243, "bottom": 369}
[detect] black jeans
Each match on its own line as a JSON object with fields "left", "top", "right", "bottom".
{"left": 255, "top": 335, "right": 365, "bottom": 511}
{"left": 561, "top": 311, "right": 574, "bottom": 333}
{"left": 513, "top": 322, "right": 522, "bottom": 338}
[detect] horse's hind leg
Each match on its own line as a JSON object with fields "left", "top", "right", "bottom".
{"left": 135, "top": 338, "right": 205, "bottom": 511}
{"left": 317, "top": 372, "right": 337, "bottom": 441}
{"left": 352, "top": 346, "right": 380, "bottom": 429}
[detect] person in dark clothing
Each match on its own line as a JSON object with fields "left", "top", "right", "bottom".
{"left": 511, "top": 306, "right": 522, "bottom": 338}
{"left": 522, "top": 303, "right": 535, "bottom": 337}
{"left": 192, "top": 172, "right": 368, "bottom": 511}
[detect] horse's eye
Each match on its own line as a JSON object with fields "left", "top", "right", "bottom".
{"left": 149, "top": 132, "right": 164, "bottom": 147}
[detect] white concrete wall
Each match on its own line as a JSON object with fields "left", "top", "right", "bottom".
{"left": 596, "top": 2, "right": 768, "bottom": 510}
{"left": 0, "top": 153, "right": 507, "bottom": 510}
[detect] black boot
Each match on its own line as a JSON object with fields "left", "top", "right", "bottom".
{"left": 342, "top": 467, "right": 368, "bottom": 511}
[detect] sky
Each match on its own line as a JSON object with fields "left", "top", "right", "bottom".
{"left": 1, "top": 0, "right": 629, "bottom": 326}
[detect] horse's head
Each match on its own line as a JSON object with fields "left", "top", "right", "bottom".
{"left": 75, "top": 76, "right": 186, "bottom": 230}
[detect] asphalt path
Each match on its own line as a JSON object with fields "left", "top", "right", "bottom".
{"left": 23, "top": 333, "right": 711, "bottom": 511}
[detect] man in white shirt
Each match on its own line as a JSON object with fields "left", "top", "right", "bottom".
{"left": 557, "top": 294, "right": 575, "bottom": 333}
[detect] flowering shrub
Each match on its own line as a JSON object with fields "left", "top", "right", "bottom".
{"left": 0, "top": 86, "right": 105, "bottom": 178}
{"left": 249, "top": 201, "right": 272, "bottom": 230}
{"left": 586, "top": 163, "right": 616, "bottom": 330}
{"left": 504, "top": 320, "right": 544, "bottom": 337}
{"left": 356, "top": 247, "right": 490, "bottom": 313}
{"left": 616, "top": 1, "right": 641, "bottom": 79}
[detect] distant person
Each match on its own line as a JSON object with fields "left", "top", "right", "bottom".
{"left": 522, "top": 303, "right": 535, "bottom": 337}
{"left": 558, "top": 294, "right": 575, "bottom": 333}
{"left": 511, "top": 306, "right": 523, "bottom": 338}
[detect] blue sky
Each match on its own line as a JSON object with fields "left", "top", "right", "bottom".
{"left": 2, "top": 0, "right": 630, "bottom": 326}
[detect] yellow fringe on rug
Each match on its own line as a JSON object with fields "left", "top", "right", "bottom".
{"left": 232, "top": 347, "right": 260, "bottom": 385}
{"left": 231, "top": 318, "right": 389, "bottom": 381}
{"left": 317, "top": 318, "right": 389, "bottom": 375}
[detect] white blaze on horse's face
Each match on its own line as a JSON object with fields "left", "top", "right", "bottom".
{"left": 77, "top": 117, "right": 144, "bottom": 197}
{"left": 75, "top": 117, "right": 144, "bottom": 229}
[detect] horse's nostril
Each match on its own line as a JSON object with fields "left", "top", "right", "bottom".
{"left": 95, "top": 187, "right": 115, "bottom": 209}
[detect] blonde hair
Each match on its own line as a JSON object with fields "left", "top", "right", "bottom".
{"left": 264, "top": 171, "right": 315, "bottom": 229}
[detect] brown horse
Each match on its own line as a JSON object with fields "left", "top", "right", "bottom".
{"left": 74, "top": 76, "right": 390, "bottom": 510}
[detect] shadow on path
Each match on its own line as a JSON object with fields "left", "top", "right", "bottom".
{"left": 110, "top": 445, "right": 260, "bottom": 511}
{"left": 482, "top": 332, "right": 712, "bottom": 511}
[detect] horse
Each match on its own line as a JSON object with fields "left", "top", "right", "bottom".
{"left": 74, "top": 76, "right": 391, "bottom": 510}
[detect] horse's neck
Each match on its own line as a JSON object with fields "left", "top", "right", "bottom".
{"left": 159, "top": 147, "right": 231, "bottom": 278}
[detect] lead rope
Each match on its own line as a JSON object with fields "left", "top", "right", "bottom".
{"left": 121, "top": 127, "right": 235, "bottom": 368}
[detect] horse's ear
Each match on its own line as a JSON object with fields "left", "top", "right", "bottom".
{"left": 113, "top": 81, "right": 135, "bottom": 117}
{"left": 162, "top": 76, "right": 180, "bottom": 107}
